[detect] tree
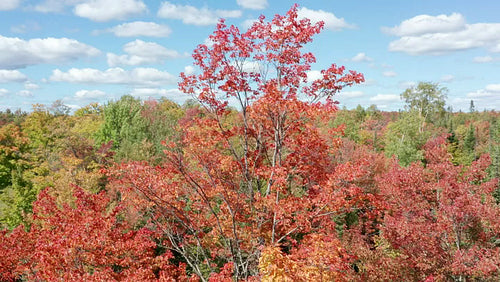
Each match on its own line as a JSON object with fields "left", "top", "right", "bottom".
{"left": 383, "top": 111, "right": 430, "bottom": 166}
{"left": 113, "top": 5, "right": 364, "bottom": 280}
{"left": 379, "top": 135, "right": 500, "bottom": 280}
{"left": 0, "top": 186, "right": 185, "bottom": 281}
{"left": 469, "top": 100, "right": 476, "bottom": 113}
{"left": 401, "top": 82, "right": 447, "bottom": 131}
{"left": 95, "top": 96, "right": 183, "bottom": 162}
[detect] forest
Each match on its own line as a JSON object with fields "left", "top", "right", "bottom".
{"left": 1, "top": 6, "right": 499, "bottom": 281}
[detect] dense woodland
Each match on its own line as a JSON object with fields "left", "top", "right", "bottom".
{"left": 1, "top": 6, "right": 499, "bottom": 281}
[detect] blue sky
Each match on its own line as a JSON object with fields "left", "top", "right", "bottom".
{"left": 0, "top": 0, "right": 499, "bottom": 112}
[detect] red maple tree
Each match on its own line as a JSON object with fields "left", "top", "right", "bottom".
{"left": 112, "top": 4, "right": 364, "bottom": 280}
{"left": 379, "top": 135, "right": 500, "bottom": 280}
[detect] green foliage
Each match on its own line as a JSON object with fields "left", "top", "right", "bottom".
{"left": 95, "top": 95, "right": 151, "bottom": 161}
{"left": 332, "top": 107, "right": 362, "bottom": 142}
{"left": 401, "top": 81, "right": 447, "bottom": 124}
{"left": 489, "top": 119, "right": 500, "bottom": 200}
{"left": 384, "top": 111, "right": 429, "bottom": 166}
{"left": 95, "top": 96, "right": 183, "bottom": 162}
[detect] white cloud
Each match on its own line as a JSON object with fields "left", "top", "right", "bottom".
{"left": 242, "top": 18, "right": 258, "bottom": 29}
{"left": 473, "top": 56, "right": 494, "bottom": 63}
{"left": 466, "top": 84, "right": 500, "bottom": 99}
{"left": 370, "top": 94, "right": 400, "bottom": 103}
{"left": 34, "top": 0, "right": 85, "bottom": 13}
{"left": 203, "top": 37, "right": 215, "bottom": 48}
{"left": 236, "top": 0, "right": 267, "bottom": 10}
{"left": 103, "top": 21, "right": 172, "bottom": 37}
{"left": 184, "top": 65, "right": 195, "bottom": 75}
{"left": 0, "top": 70, "right": 27, "bottom": 83}
{"left": 466, "top": 89, "right": 494, "bottom": 99}
{"left": 463, "top": 84, "right": 500, "bottom": 110}
{"left": 306, "top": 70, "right": 322, "bottom": 82}
{"left": 0, "top": 35, "right": 100, "bottom": 69}
{"left": 383, "top": 13, "right": 465, "bottom": 36}
{"left": 441, "top": 74, "right": 455, "bottom": 82}
{"left": 340, "top": 91, "right": 364, "bottom": 99}
{"left": 107, "top": 40, "right": 184, "bottom": 67}
{"left": 386, "top": 13, "right": 500, "bottom": 55}
{"left": 0, "top": 0, "right": 21, "bottom": 10}
{"left": 11, "top": 22, "right": 41, "bottom": 34}
{"left": 362, "top": 79, "right": 378, "bottom": 86}
{"left": 24, "top": 81, "right": 40, "bottom": 90}
{"left": 74, "top": 89, "right": 106, "bottom": 100}
{"left": 157, "top": 2, "right": 242, "bottom": 26}
{"left": 17, "top": 90, "right": 33, "bottom": 97}
{"left": 74, "top": 0, "right": 147, "bottom": 22}
{"left": 0, "top": 89, "right": 9, "bottom": 96}
{"left": 398, "top": 81, "right": 416, "bottom": 89}
{"left": 485, "top": 84, "right": 500, "bottom": 92}
{"left": 297, "top": 7, "right": 354, "bottom": 31}
{"left": 130, "top": 88, "right": 186, "bottom": 103}
{"left": 382, "top": 71, "right": 397, "bottom": 77}
{"left": 50, "top": 67, "right": 177, "bottom": 86}
{"left": 351, "top": 52, "right": 373, "bottom": 62}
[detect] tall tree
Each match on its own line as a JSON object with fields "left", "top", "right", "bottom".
{"left": 401, "top": 82, "right": 447, "bottom": 131}
{"left": 113, "top": 5, "right": 364, "bottom": 280}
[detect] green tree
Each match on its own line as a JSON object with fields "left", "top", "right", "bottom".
{"left": 384, "top": 111, "right": 430, "bottom": 166}
{"left": 95, "top": 95, "right": 150, "bottom": 161}
{"left": 401, "top": 82, "right": 447, "bottom": 131}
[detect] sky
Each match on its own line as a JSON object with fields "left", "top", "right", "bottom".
{"left": 0, "top": 0, "right": 499, "bottom": 112}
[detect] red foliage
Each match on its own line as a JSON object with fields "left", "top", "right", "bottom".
{"left": 114, "top": 4, "right": 365, "bottom": 280}
{"left": 0, "top": 186, "right": 185, "bottom": 281}
{"left": 378, "top": 135, "right": 500, "bottom": 280}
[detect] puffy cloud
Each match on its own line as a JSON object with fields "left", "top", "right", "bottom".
{"left": 340, "top": 91, "right": 364, "bottom": 99}
{"left": 242, "top": 18, "right": 258, "bottom": 29}
{"left": 351, "top": 52, "right": 373, "bottom": 62}
{"left": 383, "top": 13, "right": 465, "bottom": 36}
{"left": 11, "top": 22, "right": 41, "bottom": 34}
{"left": 236, "top": 0, "right": 267, "bottom": 10}
{"left": 103, "top": 21, "right": 172, "bottom": 37}
{"left": 485, "top": 84, "right": 500, "bottom": 92}
{"left": 385, "top": 13, "right": 500, "bottom": 55}
{"left": 463, "top": 84, "right": 500, "bottom": 110}
{"left": 362, "top": 79, "right": 378, "bottom": 86}
{"left": 17, "top": 90, "right": 33, "bottom": 97}
{"left": 74, "top": 0, "right": 147, "bottom": 22}
{"left": 24, "top": 82, "right": 40, "bottom": 90}
{"left": 130, "top": 88, "right": 186, "bottom": 103}
{"left": 184, "top": 65, "right": 195, "bottom": 75}
{"left": 0, "top": 35, "right": 100, "bottom": 69}
{"left": 107, "top": 40, "right": 185, "bottom": 67}
{"left": 370, "top": 94, "right": 400, "bottom": 103}
{"left": 74, "top": 89, "right": 106, "bottom": 100}
{"left": 297, "top": 7, "right": 354, "bottom": 31}
{"left": 466, "top": 89, "right": 495, "bottom": 98}
{"left": 0, "top": 89, "right": 9, "bottom": 96}
{"left": 382, "top": 71, "right": 397, "bottom": 77}
{"left": 0, "top": 70, "right": 27, "bottom": 83}
{"left": 0, "top": 0, "right": 20, "bottom": 10}
{"left": 50, "top": 67, "right": 177, "bottom": 86}
{"left": 473, "top": 56, "right": 494, "bottom": 63}
{"left": 34, "top": 0, "right": 85, "bottom": 13}
{"left": 440, "top": 74, "right": 455, "bottom": 82}
{"left": 466, "top": 84, "right": 500, "bottom": 99}
{"left": 157, "top": 2, "right": 242, "bottom": 26}
{"left": 306, "top": 70, "right": 322, "bottom": 82}
{"left": 398, "top": 81, "right": 417, "bottom": 89}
